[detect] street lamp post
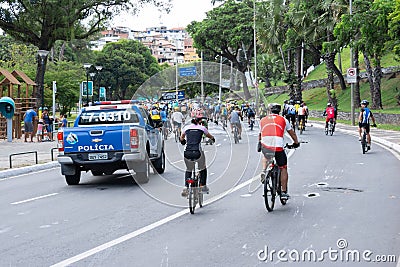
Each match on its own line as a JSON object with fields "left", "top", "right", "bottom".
{"left": 253, "top": 0, "right": 259, "bottom": 114}
{"left": 89, "top": 72, "right": 96, "bottom": 105}
{"left": 38, "top": 50, "right": 49, "bottom": 113}
{"left": 83, "top": 63, "right": 92, "bottom": 107}
{"left": 95, "top": 66, "right": 103, "bottom": 102}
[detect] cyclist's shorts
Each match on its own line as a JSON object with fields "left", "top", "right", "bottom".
{"left": 359, "top": 123, "right": 370, "bottom": 133}
{"left": 231, "top": 122, "right": 241, "bottom": 130}
{"left": 184, "top": 150, "right": 201, "bottom": 161}
{"left": 286, "top": 114, "right": 296, "bottom": 123}
{"left": 173, "top": 121, "right": 182, "bottom": 129}
{"left": 261, "top": 147, "right": 287, "bottom": 167}
{"left": 298, "top": 115, "right": 306, "bottom": 123}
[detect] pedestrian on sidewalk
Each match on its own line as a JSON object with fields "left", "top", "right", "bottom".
{"left": 60, "top": 114, "right": 68, "bottom": 128}
{"left": 23, "top": 105, "right": 38, "bottom": 142}
{"left": 37, "top": 119, "right": 44, "bottom": 142}
{"left": 41, "top": 107, "right": 54, "bottom": 141}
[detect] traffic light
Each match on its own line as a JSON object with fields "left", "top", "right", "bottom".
{"left": 0, "top": 97, "right": 15, "bottom": 119}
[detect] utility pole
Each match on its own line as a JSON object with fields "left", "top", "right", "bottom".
{"left": 350, "top": 0, "right": 355, "bottom": 126}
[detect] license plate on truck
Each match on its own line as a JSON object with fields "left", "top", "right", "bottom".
{"left": 88, "top": 153, "right": 108, "bottom": 160}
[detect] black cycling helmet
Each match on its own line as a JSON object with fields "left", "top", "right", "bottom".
{"left": 361, "top": 99, "right": 369, "bottom": 106}
{"left": 268, "top": 103, "right": 281, "bottom": 114}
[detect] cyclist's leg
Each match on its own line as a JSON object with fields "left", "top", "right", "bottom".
{"left": 358, "top": 123, "right": 362, "bottom": 140}
{"left": 184, "top": 158, "right": 196, "bottom": 185}
{"left": 275, "top": 150, "right": 289, "bottom": 194}
{"left": 365, "top": 124, "right": 371, "bottom": 145}
{"left": 260, "top": 147, "right": 275, "bottom": 182}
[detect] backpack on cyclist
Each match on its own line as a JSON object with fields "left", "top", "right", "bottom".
{"left": 287, "top": 106, "right": 296, "bottom": 115}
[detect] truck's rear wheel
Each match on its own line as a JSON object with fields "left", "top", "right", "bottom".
{"left": 152, "top": 149, "right": 165, "bottom": 174}
{"left": 65, "top": 171, "right": 81, "bottom": 185}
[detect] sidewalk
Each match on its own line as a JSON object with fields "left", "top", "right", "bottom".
{"left": 0, "top": 138, "right": 59, "bottom": 178}
{"left": 0, "top": 122, "right": 399, "bottom": 179}
{"left": 310, "top": 120, "right": 400, "bottom": 154}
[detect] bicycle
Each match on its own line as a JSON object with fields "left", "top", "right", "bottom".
{"left": 232, "top": 123, "right": 240, "bottom": 144}
{"left": 360, "top": 123, "right": 377, "bottom": 154}
{"left": 221, "top": 115, "right": 228, "bottom": 130}
{"left": 186, "top": 171, "right": 204, "bottom": 214}
{"left": 173, "top": 122, "right": 182, "bottom": 143}
{"left": 263, "top": 143, "right": 297, "bottom": 212}
{"left": 249, "top": 116, "right": 255, "bottom": 131}
{"left": 325, "top": 119, "right": 335, "bottom": 136}
{"left": 299, "top": 119, "right": 305, "bottom": 135}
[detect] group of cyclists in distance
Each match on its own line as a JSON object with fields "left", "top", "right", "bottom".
{"left": 140, "top": 96, "right": 377, "bottom": 201}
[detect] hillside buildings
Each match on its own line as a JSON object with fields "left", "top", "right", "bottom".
{"left": 91, "top": 26, "right": 200, "bottom": 66}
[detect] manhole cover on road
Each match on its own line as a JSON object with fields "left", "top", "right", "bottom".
{"left": 320, "top": 187, "right": 363, "bottom": 193}
{"left": 304, "top": 192, "right": 320, "bottom": 198}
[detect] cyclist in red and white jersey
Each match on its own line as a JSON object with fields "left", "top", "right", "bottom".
{"left": 258, "top": 103, "right": 299, "bottom": 200}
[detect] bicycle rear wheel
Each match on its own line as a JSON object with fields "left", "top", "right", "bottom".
{"left": 361, "top": 131, "right": 367, "bottom": 154}
{"left": 234, "top": 126, "right": 239, "bottom": 144}
{"left": 189, "top": 187, "right": 196, "bottom": 214}
{"left": 174, "top": 127, "right": 179, "bottom": 142}
{"left": 263, "top": 170, "right": 276, "bottom": 212}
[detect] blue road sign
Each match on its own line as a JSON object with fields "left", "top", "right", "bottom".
{"left": 179, "top": 66, "right": 197, "bottom": 77}
{"left": 81, "top": 81, "right": 93, "bottom": 96}
{"left": 161, "top": 90, "right": 185, "bottom": 101}
{"left": 99, "top": 87, "right": 106, "bottom": 98}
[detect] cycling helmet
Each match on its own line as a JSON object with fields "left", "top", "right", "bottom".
{"left": 361, "top": 99, "right": 369, "bottom": 106}
{"left": 289, "top": 99, "right": 294, "bottom": 104}
{"left": 327, "top": 103, "right": 332, "bottom": 107}
{"left": 269, "top": 103, "right": 281, "bottom": 114}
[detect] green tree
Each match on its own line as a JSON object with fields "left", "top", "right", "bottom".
{"left": 45, "top": 61, "right": 84, "bottom": 115}
{"left": 0, "top": 0, "right": 171, "bottom": 106}
{"left": 96, "top": 39, "right": 161, "bottom": 100}
{"left": 387, "top": 0, "right": 400, "bottom": 61}
{"left": 187, "top": 0, "right": 254, "bottom": 100}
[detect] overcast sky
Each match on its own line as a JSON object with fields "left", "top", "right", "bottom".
{"left": 112, "top": 0, "right": 220, "bottom": 30}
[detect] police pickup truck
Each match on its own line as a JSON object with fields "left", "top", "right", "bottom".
{"left": 57, "top": 100, "right": 165, "bottom": 185}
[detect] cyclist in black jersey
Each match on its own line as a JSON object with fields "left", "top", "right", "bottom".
{"left": 180, "top": 117, "right": 215, "bottom": 197}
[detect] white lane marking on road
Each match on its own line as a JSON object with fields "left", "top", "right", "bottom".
{"left": 171, "top": 160, "right": 183, "bottom": 164}
{"left": 51, "top": 174, "right": 263, "bottom": 266}
{"left": 0, "top": 167, "right": 59, "bottom": 181}
{"left": 10, "top": 193, "right": 58, "bottom": 205}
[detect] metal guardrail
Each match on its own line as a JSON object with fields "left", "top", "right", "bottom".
{"left": 9, "top": 151, "right": 38, "bottom": 168}
{"left": 51, "top": 147, "right": 58, "bottom": 161}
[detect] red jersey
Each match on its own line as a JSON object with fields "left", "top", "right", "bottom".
{"left": 326, "top": 107, "right": 335, "bottom": 119}
{"left": 259, "top": 114, "right": 291, "bottom": 152}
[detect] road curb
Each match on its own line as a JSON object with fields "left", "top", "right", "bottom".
{"left": 0, "top": 161, "right": 59, "bottom": 179}
{"left": 310, "top": 122, "right": 400, "bottom": 154}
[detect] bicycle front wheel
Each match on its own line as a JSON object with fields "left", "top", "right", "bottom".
{"left": 263, "top": 171, "right": 276, "bottom": 212}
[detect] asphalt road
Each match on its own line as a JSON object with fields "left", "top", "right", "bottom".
{"left": 0, "top": 121, "right": 399, "bottom": 267}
